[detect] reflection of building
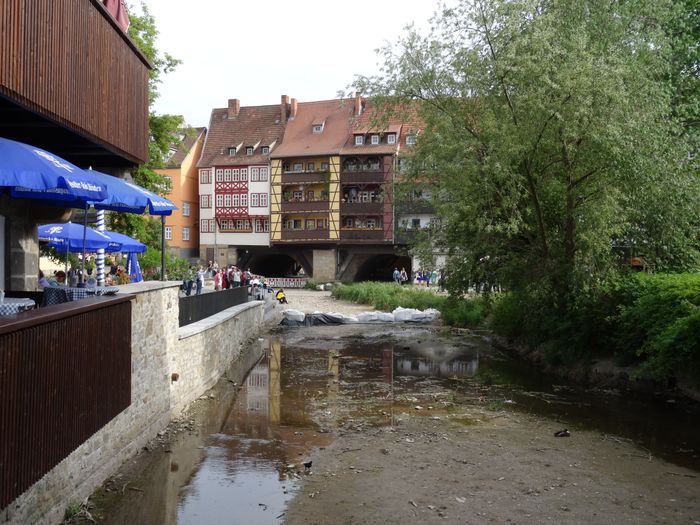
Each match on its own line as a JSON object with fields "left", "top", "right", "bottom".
{"left": 394, "top": 357, "right": 478, "bottom": 377}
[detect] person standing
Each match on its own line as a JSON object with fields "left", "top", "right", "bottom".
{"left": 392, "top": 268, "right": 401, "bottom": 284}
{"left": 214, "top": 269, "right": 223, "bottom": 291}
{"left": 196, "top": 266, "right": 206, "bottom": 295}
{"left": 400, "top": 267, "right": 408, "bottom": 285}
{"left": 232, "top": 267, "right": 241, "bottom": 288}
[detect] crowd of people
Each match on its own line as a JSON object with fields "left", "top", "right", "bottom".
{"left": 392, "top": 267, "right": 445, "bottom": 290}
{"left": 181, "top": 261, "right": 273, "bottom": 298}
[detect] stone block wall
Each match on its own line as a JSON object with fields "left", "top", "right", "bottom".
{"left": 1, "top": 282, "right": 263, "bottom": 525}
{"left": 170, "top": 302, "right": 264, "bottom": 415}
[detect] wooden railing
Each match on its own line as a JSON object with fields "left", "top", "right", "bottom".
{"left": 0, "top": 295, "right": 133, "bottom": 510}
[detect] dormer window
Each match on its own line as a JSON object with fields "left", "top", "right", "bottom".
{"left": 355, "top": 135, "right": 364, "bottom": 146}
{"left": 387, "top": 134, "right": 396, "bottom": 145}
{"left": 406, "top": 134, "right": 416, "bottom": 145}
{"left": 228, "top": 147, "right": 236, "bottom": 155}
{"left": 312, "top": 124, "right": 323, "bottom": 134}
{"left": 261, "top": 146, "right": 270, "bottom": 155}
{"left": 371, "top": 135, "right": 379, "bottom": 145}
{"left": 246, "top": 146, "right": 254, "bottom": 156}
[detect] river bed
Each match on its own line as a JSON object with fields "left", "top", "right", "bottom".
{"left": 70, "top": 324, "right": 700, "bottom": 524}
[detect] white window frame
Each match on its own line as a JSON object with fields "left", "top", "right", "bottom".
{"left": 232, "top": 169, "right": 240, "bottom": 182}
{"left": 250, "top": 193, "right": 259, "bottom": 207}
{"left": 259, "top": 167, "right": 268, "bottom": 181}
{"left": 216, "top": 169, "right": 223, "bottom": 182}
{"left": 250, "top": 167, "right": 259, "bottom": 181}
{"left": 229, "top": 147, "right": 236, "bottom": 155}
{"left": 199, "top": 169, "right": 212, "bottom": 184}
{"left": 164, "top": 226, "right": 172, "bottom": 240}
{"left": 261, "top": 146, "right": 269, "bottom": 155}
{"left": 182, "top": 227, "right": 190, "bottom": 241}
{"left": 241, "top": 168, "right": 248, "bottom": 181}
{"left": 232, "top": 194, "right": 239, "bottom": 206}
{"left": 355, "top": 135, "right": 364, "bottom": 146}
{"left": 241, "top": 193, "right": 248, "bottom": 206}
{"left": 183, "top": 202, "right": 190, "bottom": 217}
{"left": 224, "top": 194, "right": 232, "bottom": 206}
{"left": 246, "top": 147, "right": 254, "bottom": 156}
{"left": 371, "top": 135, "right": 379, "bottom": 145}
{"left": 216, "top": 194, "right": 223, "bottom": 207}
{"left": 406, "top": 134, "right": 416, "bottom": 145}
{"left": 200, "top": 220, "right": 209, "bottom": 233}
{"left": 200, "top": 194, "right": 211, "bottom": 208}
{"left": 260, "top": 193, "right": 268, "bottom": 207}
{"left": 387, "top": 134, "right": 396, "bottom": 145}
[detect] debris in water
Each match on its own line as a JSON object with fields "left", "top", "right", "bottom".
{"left": 554, "top": 429, "right": 571, "bottom": 438}
{"left": 409, "top": 500, "right": 418, "bottom": 507}
{"left": 303, "top": 460, "right": 313, "bottom": 469}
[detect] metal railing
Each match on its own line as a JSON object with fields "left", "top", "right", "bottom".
{"left": 178, "top": 286, "right": 249, "bottom": 327}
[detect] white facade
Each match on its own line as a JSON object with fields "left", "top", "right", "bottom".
{"left": 198, "top": 166, "right": 271, "bottom": 248}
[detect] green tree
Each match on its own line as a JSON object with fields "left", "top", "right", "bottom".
{"left": 355, "top": 0, "right": 699, "bottom": 304}
{"left": 108, "top": 2, "right": 185, "bottom": 251}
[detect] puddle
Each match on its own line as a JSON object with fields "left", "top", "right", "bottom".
{"left": 85, "top": 325, "right": 700, "bottom": 524}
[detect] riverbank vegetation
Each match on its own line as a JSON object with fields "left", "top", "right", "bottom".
{"left": 349, "top": 0, "right": 699, "bottom": 387}
{"left": 334, "top": 275, "right": 700, "bottom": 386}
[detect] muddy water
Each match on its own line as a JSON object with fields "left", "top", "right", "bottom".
{"left": 91, "top": 325, "right": 700, "bottom": 524}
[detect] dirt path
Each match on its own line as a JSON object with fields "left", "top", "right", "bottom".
{"left": 277, "top": 289, "right": 376, "bottom": 316}
{"left": 283, "top": 409, "right": 700, "bottom": 525}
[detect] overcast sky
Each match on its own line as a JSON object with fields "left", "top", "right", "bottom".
{"left": 139, "top": 0, "right": 440, "bottom": 127}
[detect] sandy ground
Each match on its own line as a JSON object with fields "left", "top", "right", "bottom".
{"left": 276, "top": 288, "right": 377, "bottom": 316}
{"left": 283, "top": 411, "right": 700, "bottom": 525}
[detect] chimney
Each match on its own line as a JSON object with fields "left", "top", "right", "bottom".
{"left": 290, "top": 98, "right": 298, "bottom": 120}
{"left": 354, "top": 94, "right": 363, "bottom": 117}
{"left": 227, "top": 99, "right": 240, "bottom": 119}
{"left": 280, "top": 95, "right": 289, "bottom": 124}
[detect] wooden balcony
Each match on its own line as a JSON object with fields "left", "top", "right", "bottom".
{"left": 340, "top": 171, "right": 385, "bottom": 184}
{"left": 0, "top": 294, "right": 133, "bottom": 509}
{"left": 280, "top": 229, "right": 331, "bottom": 242}
{"left": 340, "top": 229, "right": 388, "bottom": 242}
{"left": 280, "top": 172, "right": 330, "bottom": 185}
{"left": 0, "top": 0, "right": 150, "bottom": 166}
{"left": 281, "top": 200, "right": 330, "bottom": 212}
{"left": 340, "top": 201, "right": 384, "bottom": 214}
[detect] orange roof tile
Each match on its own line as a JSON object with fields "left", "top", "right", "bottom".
{"left": 271, "top": 99, "right": 355, "bottom": 158}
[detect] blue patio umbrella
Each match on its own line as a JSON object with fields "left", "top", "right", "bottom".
{"left": 38, "top": 223, "right": 115, "bottom": 252}
{"left": 86, "top": 169, "right": 177, "bottom": 215}
{"left": 0, "top": 137, "right": 108, "bottom": 203}
{"left": 86, "top": 169, "right": 176, "bottom": 281}
{"left": 126, "top": 251, "right": 143, "bottom": 283}
{"left": 103, "top": 230, "right": 147, "bottom": 254}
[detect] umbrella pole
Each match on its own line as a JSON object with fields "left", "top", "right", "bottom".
{"left": 96, "top": 209, "right": 105, "bottom": 286}
{"left": 161, "top": 215, "right": 166, "bottom": 281}
{"left": 80, "top": 204, "right": 88, "bottom": 284}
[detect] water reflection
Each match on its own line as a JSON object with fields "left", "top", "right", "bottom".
{"left": 97, "top": 327, "right": 699, "bottom": 524}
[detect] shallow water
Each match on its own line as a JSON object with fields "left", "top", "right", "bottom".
{"left": 94, "top": 325, "right": 700, "bottom": 524}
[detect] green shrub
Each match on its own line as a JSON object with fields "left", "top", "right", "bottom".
{"left": 612, "top": 273, "right": 700, "bottom": 382}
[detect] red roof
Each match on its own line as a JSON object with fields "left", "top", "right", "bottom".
{"left": 198, "top": 104, "right": 286, "bottom": 167}
{"left": 271, "top": 99, "right": 355, "bottom": 158}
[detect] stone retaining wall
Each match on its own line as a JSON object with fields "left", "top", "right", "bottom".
{"left": 1, "top": 282, "right": 263, "bottom": 525}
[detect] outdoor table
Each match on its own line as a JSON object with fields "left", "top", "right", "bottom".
{"left": 43, "top": 286, "right": 119, "bottom": 305}
{"left": 64, "top": 286, "right": 119, "bottom": 300}
{"left": 0, "top": 297, "right": 36, "bottom": 315}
